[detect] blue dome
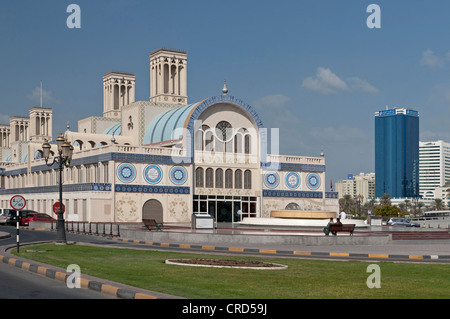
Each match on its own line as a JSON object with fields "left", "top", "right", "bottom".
{"left": 143, "top": 102, "right": 200, "bottom": 145}
{"left": 103, "top": 123, "right": 121, "bottom": 135}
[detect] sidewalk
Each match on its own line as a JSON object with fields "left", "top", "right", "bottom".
{"left": 114, "top": 223, "right": 450, "bottom": 262}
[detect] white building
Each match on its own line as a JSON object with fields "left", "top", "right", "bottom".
{"left": 419, "top": 140, "right": 450, "bottom": 200}
{"left": 0, "top": 48, "right": 338, "bottom": 224}
{"left": 335, "top": 173, "right": 375, "bottom": 203}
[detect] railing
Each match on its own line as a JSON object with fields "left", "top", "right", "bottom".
{"left": 49, "top": 221, "right": 122, "bottom": 237}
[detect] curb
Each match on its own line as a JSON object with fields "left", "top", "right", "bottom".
{"left": 0, "top": 249, "right": 174, "bottom": 299}
{"left": 110, "top": 237, "right": 450, "bottom": 261}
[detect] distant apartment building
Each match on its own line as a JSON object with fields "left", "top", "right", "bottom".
{"left": 419, "top": 140, "right": 450, "bottom": 199}
{"left": 335, "top": 173, "right": 375, "bottom": 203}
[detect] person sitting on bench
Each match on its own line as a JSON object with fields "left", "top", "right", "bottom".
{"left": 332, "top": 218, "right": 342, "bottom": 235}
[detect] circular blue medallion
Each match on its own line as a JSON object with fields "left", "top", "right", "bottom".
{"left": 264, "top": 171, "right": 279, "bottom": 189}
{"left": 143, "top": 164, "right": 163, "bottom": 184}
{"left": 170, "top": 166, "right": 187, "bottom": 185}
{"left": 285, "top": 172, "right": 300, "bottom": 189}
{"left": 307, "top": 173, "right": 321, "bottom": 190}
{"left": 117, "top": 163, "right": 136, "bottom": 183}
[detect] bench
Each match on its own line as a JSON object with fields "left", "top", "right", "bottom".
{"left": 143, "top": 219, "right": 164, "bottom": 231}
{"left": 323, "top": 223, "right": 355, "bottom": 236}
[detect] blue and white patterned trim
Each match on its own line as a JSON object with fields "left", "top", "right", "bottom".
{"left": 170, "top": 166, "right": 188, "bottom": 185}
{"left": 264, "top": 171, "right": 279, "bottom": 189}
{"left": 306, "top": 173, "right": 321, "bottom": 190}
{"left": 117, "top": 163, "right": 136, "bottom": 183}
{"left": 115, "top": 184, "right": 190, "bottom": 194}
{"left": 263, "top": 189, "right": 323, "bottom": 198}
{"left": 285, "top": 172, "right": 300, "bottom": 189}
{"left": 143, "top": 164, "right": 163, "bottom": 184}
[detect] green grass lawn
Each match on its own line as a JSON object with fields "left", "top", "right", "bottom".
{"left": 12, "top": 243, "right": 450, "bottom": 299}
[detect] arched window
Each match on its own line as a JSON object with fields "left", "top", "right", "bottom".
{"left": 235, "top": 169, "right": 242, "bottom": 189}
{"left": 225, "top": 169, "right": 233, "bottom": 188}
{"left": 205, "top": 168, "right": 214, "bottom": 188}
{"left": 244, "top": 134, "right": 251, "bottom": 154}
{"left": 234, "top": 128, "right": 246, "bottom": 154}
{"left": 205, "top": 130, "right": 214, "bottom": 151}
{"left": 195, "top": 167, "right": 204, "bottom": 187}
{"left": 215, "top": 168, "right": 223, "bottom": 188}
{"left": 215, "top": 121, "right": 232, "bottom": 153}
{"left": 285, "top": 202, "right": 301, "bottom": 210}
{"left": 195, "top": 130, "right": 203, "bottom": 151}
{"left": 244, "top": 170, "right": 252, "bottom": 189}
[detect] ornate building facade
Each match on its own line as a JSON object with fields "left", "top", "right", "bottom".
{"left": 0, "top": 49, "right": 338, "bottom": 224}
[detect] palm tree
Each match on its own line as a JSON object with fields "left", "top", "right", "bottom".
{"left": 339, "top": 195, "right": 354, "bottom": 214}
{"left": 379, "top": 193, "right": 391, "bottom": 206}
{"left": 431, "top": 198, "right": 444, "bottom": 211}
{"left": 364, "top": 198, "right": 377, "bottom": 215}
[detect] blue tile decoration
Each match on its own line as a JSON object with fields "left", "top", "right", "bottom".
{"left": 0, "top": 183, "right": 111, "bottom": 195}
{"left": 115, "top": 184, "right": 190, "bottom": 194}
{"left": 325, "top": 192, "right": 338, "bottom": 199}
{"left": 263, "top": 189, "right": 323, "bottom": 198}
{"left": 117, "top": 163, "right": 136, "bottom": 183}
{"left": 264, "top": 171, "right": 279, "bottom": 189}
{"left": 307, "top": 173, "right": 321, "bottom": 190}
{"left": 170, "top": 166, "right": 188, "bottom": 185}
{"left": 143, "top": 164, "right": 163, "bottom": 184}
{"left": 285, "top": 172, "right": 300, "bottom": 189}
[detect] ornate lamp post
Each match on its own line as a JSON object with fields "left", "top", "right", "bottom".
{"left": 42, "top": 133, "right": 74, "bottom": 244}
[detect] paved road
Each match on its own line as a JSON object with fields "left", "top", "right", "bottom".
{"left": 0, "top": 225, "right": 115, "bottom": 299}
{"left": 0, "top": 261, "right": 112, "bottom": 299}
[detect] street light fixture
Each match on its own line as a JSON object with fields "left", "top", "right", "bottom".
{"left": 42, "top": 133, "right": 73, "bottom": 244}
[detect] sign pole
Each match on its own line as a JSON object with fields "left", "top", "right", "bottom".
{"left": 10, "top": 195, "right": 27, "bottom": 254}
{"left": 16, "top": 210, "right": 19, "bottom": 254}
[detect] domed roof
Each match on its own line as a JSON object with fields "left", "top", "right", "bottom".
{"left": 143, "top": 102, "right": 201, "bottom": 145}
{"left": 142, "top": 95, "right": 264, "bottom": 145}
{"left": 103, "top": 123, "right": 121, "bottom": 135}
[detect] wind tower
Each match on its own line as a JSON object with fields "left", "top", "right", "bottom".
{"left": 149, "top": 48, "right": 188, "bottom": 106}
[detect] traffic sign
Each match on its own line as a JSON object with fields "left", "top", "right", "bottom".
{"left": 10, "top": 195, "right": 26, "bottom": 211}
{"left": 53, "top": 202, "right": 65, "bottom": 214}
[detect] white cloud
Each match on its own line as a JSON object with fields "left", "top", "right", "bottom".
{"left": 302, "top": 67, "right": 378, "bottom": 95}
{"left": 348, "top": 77, "right": 379, "bottom": 94}
{"left": 28, "top": 86, "right": 59, "bottom": 106}
{"left": 302, "top": 67, "right": 348, "bottom": 94}
{"left": 420, "top": 49, "right": 450, "bottom": 68}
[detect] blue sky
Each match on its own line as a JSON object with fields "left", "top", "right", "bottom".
{"left": 2, "top": 0, "right": 450, "bottom": 189}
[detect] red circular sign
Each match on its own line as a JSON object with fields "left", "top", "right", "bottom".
{"left": 53, "top": 202, "right": 66, "bottom": 214}
{"left": 10, "top": 195, "right": 26, "bottom": 210}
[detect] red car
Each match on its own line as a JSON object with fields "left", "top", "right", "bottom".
{"left": 21, "top": 212, "right": 56, "bottom": 226}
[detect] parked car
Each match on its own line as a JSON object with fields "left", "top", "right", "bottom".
{"left": 0, "top": 208, "right": 15, "bottom": 224}
{"left": 386, "top": 217, "right": 420, "bottom": 227}
{"left": 0, "top": 213, "right": 7, "bottom": 225}
{"left": 6, "top": 210, "right": 38, "bottom": 226}
{"left": 21, "top": 212, "right": 55, "bottom": 226}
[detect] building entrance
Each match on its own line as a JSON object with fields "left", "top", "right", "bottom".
{"left": 193, "top": 195, "right": 258, "bottom": 224}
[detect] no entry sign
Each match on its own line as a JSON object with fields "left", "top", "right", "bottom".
{"left": 10, "top": 195, "right": 26, "bottom": 211}
{"left": 53, "top": 202, "right": 66, "bottom": 214}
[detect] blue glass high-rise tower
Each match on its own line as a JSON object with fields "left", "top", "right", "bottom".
{"left": 375, "top": 108, "right": 419, "bottom": 198}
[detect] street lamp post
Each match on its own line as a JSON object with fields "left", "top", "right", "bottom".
{"left": 42, "top": 133, "right": 74, "bottom": 244}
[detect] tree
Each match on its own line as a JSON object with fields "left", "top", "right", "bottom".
{"left": 374, "top": 204, "right": 400, "bottom": 218}
{"left": 431, "top": 198, "right": 444, "bottom": 211}
{"left": 339, "top": 195, "right": 354, "bottom": 214}
{"left": 379, "top": 193, "right": 391, "bottom": 206}
{"left": 364, "top": 198, "right": 377, "bottom": 215}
